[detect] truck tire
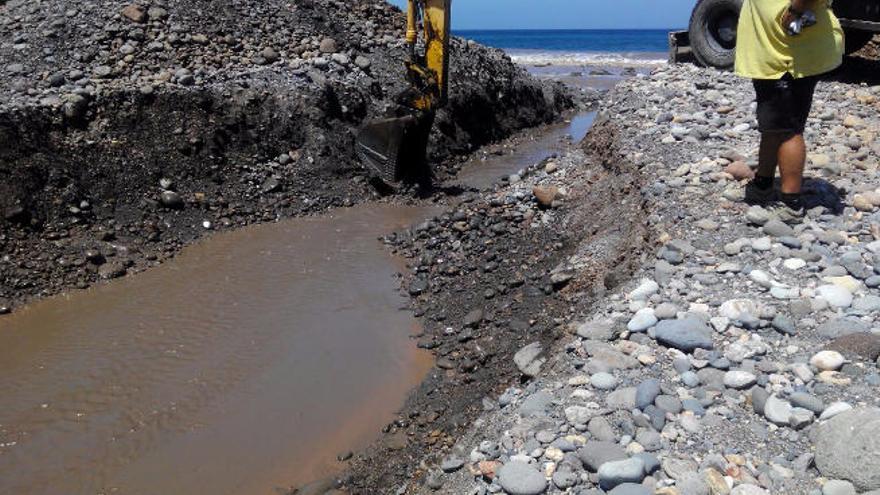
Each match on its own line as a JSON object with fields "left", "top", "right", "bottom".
{"left": 689, "top": 0, "right": 744, "bottom": 70}
{"left": 844, "top": 29, "right": 874, "bottom": 55}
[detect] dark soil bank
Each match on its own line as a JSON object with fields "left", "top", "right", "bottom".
{"left": 0, "top": 0, "right": 570, "bottom": 310}
{"left": 342, "top": 117, "right": 651, "bottom": 494}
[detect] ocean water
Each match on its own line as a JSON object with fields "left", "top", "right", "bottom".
{"left": 455, "top": 29, "right": 670, "bottom": 67}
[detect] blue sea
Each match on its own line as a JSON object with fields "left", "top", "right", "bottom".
{"left": 455, "top": 29, "right": 670, "bottom": 67}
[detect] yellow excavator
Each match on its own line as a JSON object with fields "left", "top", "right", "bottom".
{"left": 355, "top": 0, "right": 451, "bottom": 186}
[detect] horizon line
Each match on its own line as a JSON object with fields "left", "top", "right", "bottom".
{"left": 454, "top": 27, "right": 682, "bottom": 32}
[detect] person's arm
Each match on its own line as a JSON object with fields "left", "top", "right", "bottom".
{"left": 789, "top": 0, "right": 815, "bottom": 14}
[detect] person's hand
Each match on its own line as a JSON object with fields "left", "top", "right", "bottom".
{"left": 781, "top": 7, "right": 800, "bottom": 34}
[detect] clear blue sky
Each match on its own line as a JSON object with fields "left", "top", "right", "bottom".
{"left": 386, "top": 0, "right": 694, "bottom": 30}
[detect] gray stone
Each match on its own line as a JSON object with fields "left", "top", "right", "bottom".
{"left": 591, "top": 372, "right": 618, "bottom": 390}
{"left": 730, "top": 485, "right": 769, "bottom": 495}
{"left": 607, "top": 484, "right": 652, "bottom": 495}
{"left": 606, "top": 387, "right": 638, "bottom": 410}
{"left": 514, "top": 343, "right": 546, "bottom": 378}
{"left": 627, "top": 308, "right": 658, "bottom": 332}
{"left": 655, "top": 260, "right": 676, "bottom": 285}
{"left": 655, "top": 303, "right": 679, "bottom": 320}
{"left": 823, "top": 479, "right": 857, "bottom": 495}
{"left": 318, "top": 37, "right": 338, "bottom": 53}
{"left": 746, "top": 206, "right": 770, "bottom": 225}
{"left": 763, "top": 219, "right": 796, "bottom": 237}
{"left": 817, "top": 318, "right": 872, "bottom": 339}
{"left": 441, "top": 456, "right": 465, "bottom": 472}
{"left": 815, "top": 408, "right": 880, "bottom": 490}
{"left": 635, "top": 378, "right": 661, "bottom": 410}
{"left": 654, "top": 317, "right": 715, "bottom": 352}
{"left": 643, "top": 405, "right": 667, "bottom": 431}
{"left": 98, "top": 262, "right": 127, "bottom": 280}
{"left": 764, "top": 395, "right": 793, "bottom": 426}
{"left": 655, "top": 395, "right": 683, "bottom": 414}
{"left": 463, "top": 308, "right": 484, "bottom": 327}
{"left": 552, "top": 467, "right": 578, "bottom": 490}
{"left": 678, "top": 473, "right": 710, "bottom": 495}
{"left": 629, "top": 279, "right": 659, "bottom": 300}
{"left": 816, "top": 285, "right": 854, "bottom": 309}
{"left": 789, "top": 392, "right": 825, "bottom": 414}
{"left": 632, "top": 452, "right": 661, "bottom": 474}
{"left": 598, "top": 457, "right": 646, "bottom": 490}
{"left": 682, "top": 398, "right": 706, "bottom": 416}
{"left": 820, "top": 402, "right": 854, "bottom": 421}
{"left": 354, "top": 55, "right": 372, "bottom": 70}
{"left": 853, "top": 295, "right": 880, "bottom": 312}
{"left": 697, "top": 368, "right": 726, "bottom": 390}
{"left": 789, "top": 407, "right": 816, "bottom": 429}
{"left": 588, "top": 417, "right": 617, "bottom": 442}
{"left": 582, "top": 342, "right": 641, "bottom": 370}
{"left": 578, "top": 441, "right": 627, "bottom": 471}
{"left": 577, "top": 318, "right": 617, "bottom": 341}
{"left": 564, "top": 406, "right": 594, "bottom": 425}
{"left": 724, "top": 370, "right": 757, "bottom": 389}
{"left": 159, "top": 190, "right": 184, "bottom": 209}
{"left": 519, "top": 391, "right": 554, "bottom": 417}
{"left": 635, "top": 430, "right": 662, "bottom": 451}
{"left": 535, "top": 430, "right": 556, "bottom": 444}
{"left": 771, "top": 314, "right": 796, "bottom": 335}
{"left": 497, "top": 461, "right": 548, "bottom": 495}
{"left": 681, "top": 371, "right": 700, "bottom": 387}
{"left": 662, "top": 457, "right": 698, "bottom": 481}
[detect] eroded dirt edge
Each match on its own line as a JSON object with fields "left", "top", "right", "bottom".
{"left": 340, "top": 115, "right": 653, "bottom": 494}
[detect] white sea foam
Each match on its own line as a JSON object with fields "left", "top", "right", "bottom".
{"left": 507, "top": 50, "right": 667, "bottom": 67}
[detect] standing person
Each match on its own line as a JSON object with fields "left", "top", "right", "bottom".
{"left": 735, "top": 0, "right": 844, "bottom": 223}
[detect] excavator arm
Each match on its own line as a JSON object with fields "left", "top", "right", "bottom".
{"left": 356, "top": 0, "right": 452, "bottom": 186}
{"left": 404, "top": 0, "right": 451, "bottom": 111}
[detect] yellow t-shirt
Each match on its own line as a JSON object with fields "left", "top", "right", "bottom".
{"left": 735, "top": 0, "right": 844, "bottom": 79}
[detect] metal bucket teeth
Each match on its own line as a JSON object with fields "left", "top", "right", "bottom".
{"left": 356, "top": 116, "right": 414, "bottom": 184}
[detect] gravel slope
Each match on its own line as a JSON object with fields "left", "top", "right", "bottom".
{"left": 379, "top": 63, "right": 880, "bottom": 495}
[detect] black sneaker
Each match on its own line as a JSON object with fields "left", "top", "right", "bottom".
{"left": 744, "top": 181, "right": 777, "bottom": 205}
{"left": 766, "top": 201, "right": 805, "bottom": 225}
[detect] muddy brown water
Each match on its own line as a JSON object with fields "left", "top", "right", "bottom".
{"left": 0, "top": 205, "right": 438, "bottom": 495}
{"left": 454, "top": 111, "right": 596, "bottom": 189}
{"left": 0, "top": 111, "right": 596, "bottom": 495}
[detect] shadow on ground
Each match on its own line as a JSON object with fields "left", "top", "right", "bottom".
{"left": 803, "top": 177, "right": 846, "bottom": 214}
{"left": 829, "top": 55, "right": 880, "bottom": 85}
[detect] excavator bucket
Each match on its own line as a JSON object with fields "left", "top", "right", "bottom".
{"left": 356, "top": 111, "right": 434, "bottom": 185}
{"left": 356, "top": 115, "right": 414, "bottom": 184}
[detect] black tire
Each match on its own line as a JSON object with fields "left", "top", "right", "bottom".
{"left": 844, "top": 29, "right": 875, "bottom": 55}
{"left": 689, "top": 0, "right": 744, "bottom": 70}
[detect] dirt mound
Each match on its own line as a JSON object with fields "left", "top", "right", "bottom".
{"left": 0, "top": 0, "right": 571, "bottom": 310}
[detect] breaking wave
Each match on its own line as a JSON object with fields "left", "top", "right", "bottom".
{"left": 507, "top": 50, "right": 668, "bottom": 67}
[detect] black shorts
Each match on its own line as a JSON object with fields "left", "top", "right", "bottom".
{"left": 752, "top": 73, "right": 819, "bottom": 134}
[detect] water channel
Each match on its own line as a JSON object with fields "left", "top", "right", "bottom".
{"left": 0, "top": 111, "right": 595, "bottom": 494}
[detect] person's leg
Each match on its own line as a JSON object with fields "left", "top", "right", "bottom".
{"left": 777, "top": 133, "right": 806, "bottom": 195}
{"left": 745, "top": 79, "right": 782, "bottom": 204}
{"left": 756, "top": 132, "right": 785, "bottom": 181}
{"left": 773, "top": 75, "right": 818, "bottom": 217}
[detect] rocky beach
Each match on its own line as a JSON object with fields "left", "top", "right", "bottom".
{"left": 351, "top": 53, "right": 880, "bottom": 495}
{"left": 2, "top": 1, "right": 880, "bottom": 495}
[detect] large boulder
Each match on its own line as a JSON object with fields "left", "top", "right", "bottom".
{"left": 815, "top": 408, "right": 880, "bottom": 491}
